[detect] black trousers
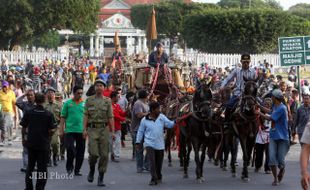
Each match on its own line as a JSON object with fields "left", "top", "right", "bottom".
{"left": 60, "top": 135, "right": 65, "bottom": 158}
{"left": 255, "top": 143, "right": 270, "bottom": 171}
{"left": 146, "top": 147, "right": 164, "bottom": 182}
{"left": 25, "top": 148, "right": 49, "bottom": 190}
{"left": 64, "top": 133, "right": 85, "bottom": 173}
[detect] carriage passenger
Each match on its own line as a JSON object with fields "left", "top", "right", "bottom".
{"left": 148, "top": 42, "right": 169, "bottom": 67}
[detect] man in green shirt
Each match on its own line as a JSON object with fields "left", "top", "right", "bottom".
{"left": 59, "top": 86, "right": 85, "bottom": 176}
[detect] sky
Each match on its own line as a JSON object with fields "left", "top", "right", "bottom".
{"left": 192, "top": 0, "right": 310, "bottom": 10}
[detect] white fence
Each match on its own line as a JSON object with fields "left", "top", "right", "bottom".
{"left": 0, "top": 50, "right": 69, "bottom": 64}
{"left": 179, "top": 53, "right": 280, "bottom": 68}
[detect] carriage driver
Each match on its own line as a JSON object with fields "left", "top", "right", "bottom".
{"left": 148, "top": 42, "right": 169, "bottom": 67}
{"left": 220, "top": 53, "right": 257, "bottom": 118}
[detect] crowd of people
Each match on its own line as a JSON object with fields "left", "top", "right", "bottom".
{"left": 1, "top": 45, "right": 310, "bottom": 189}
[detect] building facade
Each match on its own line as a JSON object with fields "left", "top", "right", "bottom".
{"left": 90, "top": 0, "right": 159, "bottom": 57}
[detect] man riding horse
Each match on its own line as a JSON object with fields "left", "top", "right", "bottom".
{"left": 220, "top": 53, "right": 258, "bottom": 119}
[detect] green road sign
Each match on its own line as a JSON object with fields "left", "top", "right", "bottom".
{"left": 279, "top": 36, "right": 310, "bottom": 66}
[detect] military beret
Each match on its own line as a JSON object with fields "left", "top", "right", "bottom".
{"left": 94, "top": 79, "right": 106, "bottom": 86}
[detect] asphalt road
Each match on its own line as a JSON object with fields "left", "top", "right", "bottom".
{"left": 0, "top": 135, "right": 304, "bottom": 190}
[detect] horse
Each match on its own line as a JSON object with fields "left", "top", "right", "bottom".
{"left": 179, "top": 81, "right": 213, "bottom": 183}
{"left": 228, "top": 77, "right": 259, "bottom": 181}
{"left": 207, "top": 91, "right": 226, "bottom": 166}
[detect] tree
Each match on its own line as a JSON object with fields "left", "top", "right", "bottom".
{"left": 131, "top": 1, "right": 219, "bottom": 51}
{"left": 288, "top": 3, "right": 310, "bottom": 20}
{"left": 29, "top": 31, "right": 60, "bottom": 49}
{"left": 182, "top": 9, "right": 310, "bottom": 54}
{"left": 217, "top": 0, "right": 282, "bottom": 10}
{"left": 0, "top": 0, "right": 100, "bottom": 50}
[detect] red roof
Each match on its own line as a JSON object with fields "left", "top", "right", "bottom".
{"left": 100, "top": 0, "right": 192, "bottom": 22}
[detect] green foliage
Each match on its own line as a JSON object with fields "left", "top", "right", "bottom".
{"left": 0, "top": 0, "right": 100, "bottom": 50}
{"left": 131, "top": 1, "right": 219, "bottom": 39}
{"left": 182, "top": 9, "right": 310, "bottom": 54}
{"left": 29, "top": 31, "right": 60, "bottom": 49}
{"left": 217, "top": 0, "right": 282, "bottom": 10}
{"left": 288, "top": 3, "right": 310, "bottom": 21}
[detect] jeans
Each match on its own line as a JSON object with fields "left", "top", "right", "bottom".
{"left": 268, "top": 139, "right": 290, "bottom": 169}
{"left": 226, "top": 95, "right": 240, "bottom": 109}
{"left": 132, "top": 131, "right": 149, "bottom": 171}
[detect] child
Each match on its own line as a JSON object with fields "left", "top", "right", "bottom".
{"left": 255, "top": 98, "right": 272, "bottom": 174}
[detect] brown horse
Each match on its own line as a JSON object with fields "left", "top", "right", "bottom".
{"left": 229, "top": 78, "right": 259, "bottom": 181}
{"left": 179, "top": 81, "right": 213, "bottom": 183}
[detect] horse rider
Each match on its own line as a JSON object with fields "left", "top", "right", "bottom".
{"left": 220, "top": 53, "right": 258, "bottom": 119}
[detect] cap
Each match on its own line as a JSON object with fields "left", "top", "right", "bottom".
{"left": 156, "top": 42, "right": 164, "bottom": 48}
{"left": 272, "top": 89, "right": 283, "bottom": 99}
{"left": 2, "top": 81, "right": 9, "bottom": 87}
{"left": 241, "top": 53, "right": 251, "bottom": 60}
{"left": 94, "top": 79, "right": 106, "bottom": 86}
{"left": 46, "top": 87, "right": 56, "bottom": 93}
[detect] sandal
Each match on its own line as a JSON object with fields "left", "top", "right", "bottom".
{"left": 278, "top": 168, "right": 285, "bottom": 182}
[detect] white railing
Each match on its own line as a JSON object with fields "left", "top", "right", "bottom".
{"left": 0, "top": 50, "right": 69, "bottom": 64}
{"left": 179, "top": 52, "right": 280, "bottom": 68}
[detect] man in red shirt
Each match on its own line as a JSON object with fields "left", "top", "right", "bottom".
{"left": 110, "top": 91, "right": 127, "bottom": 162}
{"left": 103, "top": 83, "right": 113, "bottom": 98}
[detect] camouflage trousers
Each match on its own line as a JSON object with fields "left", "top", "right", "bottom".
{"left": 88, "top": 127, "right": 109, "bottom": 173}
{"left": 50, "top": 128, "right": 59, "bottom": 157}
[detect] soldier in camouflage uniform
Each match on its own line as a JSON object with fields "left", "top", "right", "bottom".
{"left": 55, "top": 92, "right": 65, "bottom": 160}
{"left": 83, "top": 79, "right": 115, "bottom": 187}
{"left": 62, "top": 66, "right": 72, "bottom": 98}
{"left": 44, "top": 87, "right": 62, "bottom": 166}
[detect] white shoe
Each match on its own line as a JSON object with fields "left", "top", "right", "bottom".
{"left": 0, "top": 142, "right": 4, "bottom": 147}
{"left": 8, "top": 141, "right": 12, "bottom": 146}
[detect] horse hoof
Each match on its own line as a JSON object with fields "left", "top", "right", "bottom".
{"left": 168, "top": 163, "right": 172, "bottom": 167}
{"left": 183, "top": 174, "right": 189, "bottom": 178}
{"left": 232, "top": 173, "right": 237, "bottom": 178}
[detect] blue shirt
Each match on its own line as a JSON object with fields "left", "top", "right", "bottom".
{"left": 221, "top": 67, "right": 257, "bottom": 96}
{"left": 98, "top": 73, "right": 110, "bottom": 84}
{"left": 270, "top": 103, "right": 289, "bottom": 141}
{"left": 136, "top": 114, "right": 175, "bottom": 150}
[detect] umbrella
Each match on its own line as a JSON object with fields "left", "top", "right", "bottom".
{"left": 147, "top": 6, "right": 157, "bottom": 44}
{"left": 114, "top": 31, "right": 120, "bottom": 50}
